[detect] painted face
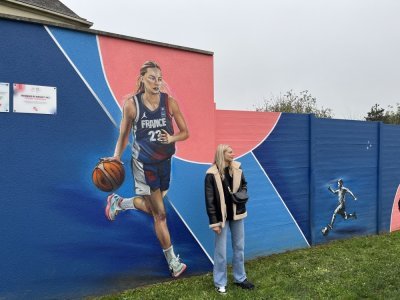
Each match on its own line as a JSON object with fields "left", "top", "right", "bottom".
{"left": 142, "top": 68, "right": 162, "bottom": 94}
{"left": 338, "top": 180, "right": 343, "bottom": 188}
{"left": 224, "top": 147, "right": 235, "bottom": 163}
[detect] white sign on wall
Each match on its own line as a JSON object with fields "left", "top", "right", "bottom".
{"left": 0, "top": 82, "right": 10, "bottom": 112}
{"left": 13, "top": 83, "right": 57, "bottom": 115}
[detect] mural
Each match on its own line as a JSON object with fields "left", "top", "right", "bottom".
{"left": 321, "top": 179, "right": 358, "bottom": 236}
{"left": 1, "top": 17, "right": 400, "bottom": 299}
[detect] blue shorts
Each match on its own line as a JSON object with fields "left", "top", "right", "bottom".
{"left": 131, "top": 158, "right": 171, "bottom": 195}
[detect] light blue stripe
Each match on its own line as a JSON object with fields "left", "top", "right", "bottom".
{"left": 47, "top": 27, "right": 121, "bottom": 126}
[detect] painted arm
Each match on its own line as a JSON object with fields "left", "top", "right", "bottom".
{"left": 112, "top": 98, "right": 135, "bottom": 162}
{"left": 160, "top": 96, "right": 189, "bottom": 144}
{"left": 347, "top": 189, "right": 357, "bottom": 200}
{"left": 328, "top": 186, "right": 337, "bottom": 194}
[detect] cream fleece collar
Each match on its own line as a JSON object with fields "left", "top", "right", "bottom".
{"left": 206, "top": 161, "right": 241, "bottom": 174}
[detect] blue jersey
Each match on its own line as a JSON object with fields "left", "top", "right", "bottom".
{"left": 132, "top": 92, "right": 175, "bottom": 164}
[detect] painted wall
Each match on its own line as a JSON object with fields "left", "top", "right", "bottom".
{"left": 311, "top": 117, "right": 379, "bottom": 244}
{"left": 1, "top": 17, "right": 400, "bottom": 299}
{"left": 0, "top": 18, "right": 213, "bottom": 299}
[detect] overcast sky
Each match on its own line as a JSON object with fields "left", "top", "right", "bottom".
{"left": 62, "top": 0, "right": 400, "bottom": 119}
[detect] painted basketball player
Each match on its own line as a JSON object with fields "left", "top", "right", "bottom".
{"left": 104, "top": 61, "right": 189, "bottom": 277}
{"left": 322, "top": 179, "right": 357, "bottom": 236}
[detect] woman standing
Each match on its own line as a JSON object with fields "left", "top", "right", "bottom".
{"left": 104, "top": 61, "right": 189, "bottom": 278}
{"left": 204, "top": 144, "right": 255, "bottom": 294}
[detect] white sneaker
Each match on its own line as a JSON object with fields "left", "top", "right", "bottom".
{"left": 215, "top": 286, "right": 227, "bottom": 294}
{"left": 105, "top": 193, "right": 122, "bottom": 221}
{"left": 169, "top": 255, "right": 187, "bottom": 278}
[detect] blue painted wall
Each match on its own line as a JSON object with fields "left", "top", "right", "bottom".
{"left": 0, "top": 18, "right": 211, "bottom": 299}
{"left": 310, "top": 117, "right": 379, "bottom": 244}
{"left": 253, "top": 114, "right": 311, "bottom": 244}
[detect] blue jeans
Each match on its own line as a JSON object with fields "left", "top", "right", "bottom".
{"left": 213, "top": 219, "right": 246, "bottom": 287}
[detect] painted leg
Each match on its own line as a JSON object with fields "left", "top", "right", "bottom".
{"left": 329, "top": 213, "right": 337, "bottom": 229}
{"left": 132, "top": 196, "right": 152, "bottom": 215}
{"left": 346, "top": 211, "right": 357, "bottom": 219}
{"left": 148, "top": 189, "right": 171, "bottom": 249}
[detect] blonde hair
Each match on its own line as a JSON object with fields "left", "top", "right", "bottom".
{"left": 214, "top": 144, "right": 232, "bottom": 179}
{"left": 135, "top": 60, "right": 162, "bottom": 93}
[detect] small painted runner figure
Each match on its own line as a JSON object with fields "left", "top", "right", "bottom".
{"left": 322, "top": 179, "right": 357, "bottom": 236}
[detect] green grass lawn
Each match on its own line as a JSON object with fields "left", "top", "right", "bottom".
{"left": 93, "top": 231, "right": 400, "bottom": 299}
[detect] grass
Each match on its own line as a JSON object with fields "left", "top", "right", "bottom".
{"left": 92, "top": 231, "right": 400, "bottom": 299}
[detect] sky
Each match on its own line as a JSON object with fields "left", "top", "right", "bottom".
{"left": 62, "top": 0, "right": 400, "bottom": 119}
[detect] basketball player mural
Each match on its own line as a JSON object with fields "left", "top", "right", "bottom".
{"left": 104, "top": 61, "right": 189, "bottom": 277}
{"left": 322, "top": 179, "right": 357, "bottom": 236}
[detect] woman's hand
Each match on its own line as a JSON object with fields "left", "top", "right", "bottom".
{"left": 160, "top": 129, "right": 174, "bottom": 144}
{"left": 212, "top": 226, "right": 222, "bottom": 234}
{"left": 100, "top": 156, "right": 123, "bottom": 164}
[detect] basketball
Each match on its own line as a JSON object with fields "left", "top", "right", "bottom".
{"left": 92, "top": 159, "right": 125, "bottom": 192}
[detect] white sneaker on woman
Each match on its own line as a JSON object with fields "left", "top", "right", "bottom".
{"left": 215, "top": 286, "right": 227, "bottom": 294}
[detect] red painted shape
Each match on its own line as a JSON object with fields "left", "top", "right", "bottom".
{"left": 390, "top": 184, "right": 400, "bottom": 232}
{"left": 215, "top": 110, "right": 281, "bottom": 158}
{"left": 98, "top": 36, "right": 281, "bottom": 163}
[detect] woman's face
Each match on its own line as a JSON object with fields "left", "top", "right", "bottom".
{"left": 224, "top": 147, "right": 235, "bottom": 163}
{"left": 142, "top": 67, "right": 162, "bottom": 94}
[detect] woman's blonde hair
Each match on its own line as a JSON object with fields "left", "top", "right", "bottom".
{"left": 136, "top": 60, "right": 162, "bottom": 93}
{"left": 214, "top": 144, "right": 232, "bottom": 179}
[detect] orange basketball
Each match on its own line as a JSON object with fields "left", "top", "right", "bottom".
{"left": 92, "top": 159, "right": 125, "bottom": 192}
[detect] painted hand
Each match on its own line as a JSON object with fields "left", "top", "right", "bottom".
{"left": 160, "top": 129, "right": 173, "bottom": 144}
{"left": 101, "top": 156, "right": 123, "bottom": 164}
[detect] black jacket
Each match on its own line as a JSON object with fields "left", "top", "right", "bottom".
{"left": 204, "top": 161, "right": 248, "bottom": 228}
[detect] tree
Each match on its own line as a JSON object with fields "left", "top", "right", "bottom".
{"left": 365, "top": 104, "right": 386, "bottom": 122}
{"left": 364, "top": 103, "right": 400, "bottom": 124}
{"left": 255, "top": 90, "right": 333, "bottom": 118}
